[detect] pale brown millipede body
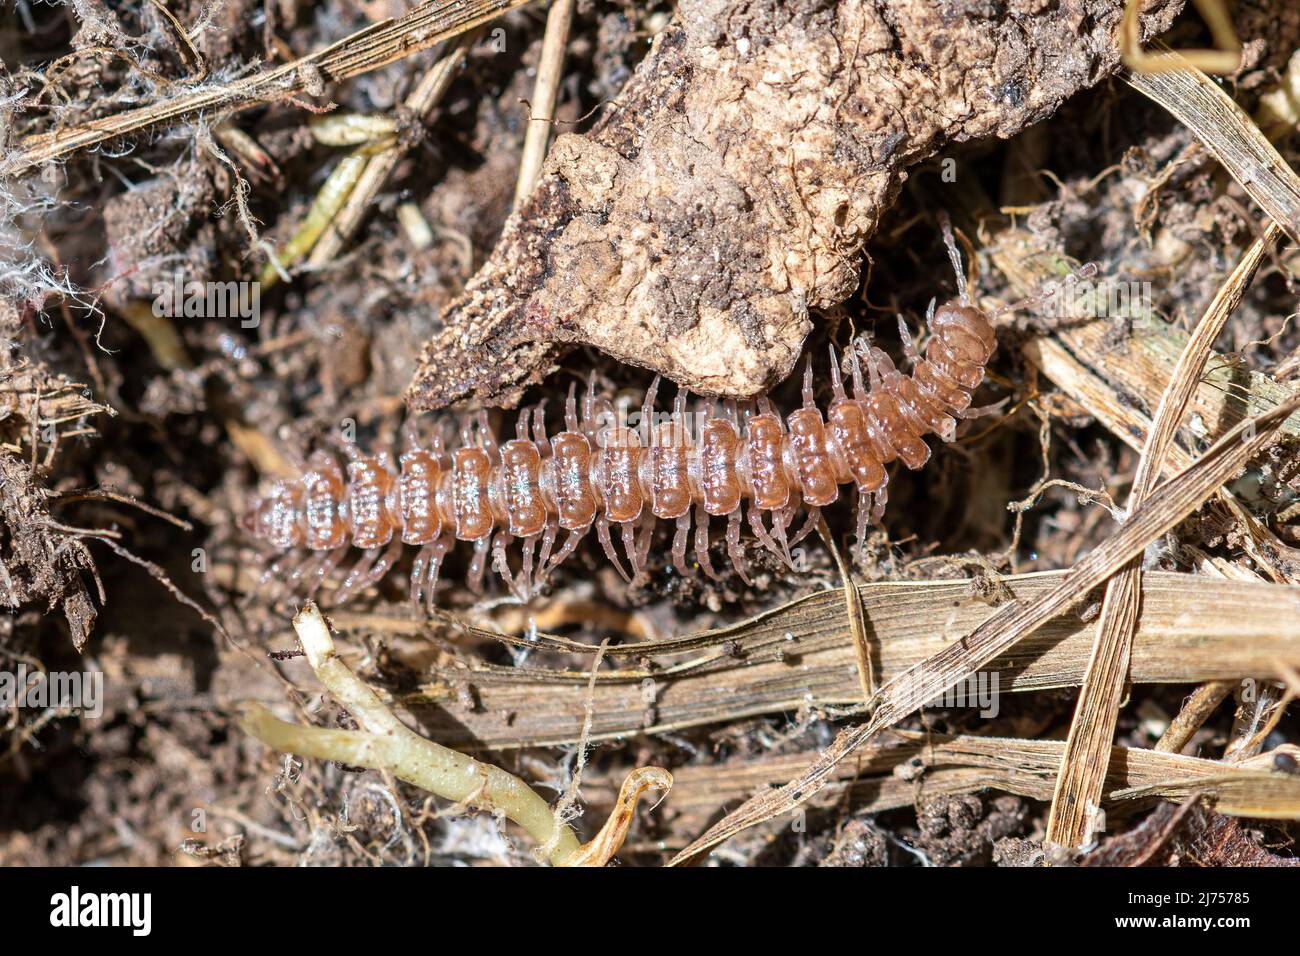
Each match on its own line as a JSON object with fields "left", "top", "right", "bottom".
{"left": 244, "top": 222, "right": 1076, "bottom": 611}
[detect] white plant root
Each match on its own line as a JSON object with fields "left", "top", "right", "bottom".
{"left": 238, "top": 602, "right": 670, "bottom": 866}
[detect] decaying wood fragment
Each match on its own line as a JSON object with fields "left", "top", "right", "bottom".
{"left": 408, "top": 0, "right": 1185, "bottom": 410}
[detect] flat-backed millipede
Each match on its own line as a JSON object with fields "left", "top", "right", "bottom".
{"left": 244, "top": 225, "right": 1003, "bottom": 611}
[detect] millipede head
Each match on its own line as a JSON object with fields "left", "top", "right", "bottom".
{"left": 931, "top": 302, "right": 996, "bottom": 352}
{"left": 245, "top": 479, "right": 306, "bottom": 549}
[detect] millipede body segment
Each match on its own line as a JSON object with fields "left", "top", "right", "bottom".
{"left": 246, "top": 231, "right": 1000, "bottom": 611}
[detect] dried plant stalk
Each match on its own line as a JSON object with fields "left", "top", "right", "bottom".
{"left": 1020, "top": 317, "right": 1300, "bottom": 457}
{"left": 640, "top": 732, "right": 1300, "bottom": 843}
{"left": 2, "top": 0, "right": 531, "bottom": 176}
{"left": 305, "top": 30, "right": 482, "bottom": 269}
{"left": 1046, "top": 222, "right": 1283, "bottom": 849}
{"left": 294, "top": 571, "right": 1300, "bottom": 751}
{"left": 513, "top": 0, "right": 576, "bottom": 208}
{"left": 1154, "top": 681, "right": 1234, "bottom": 754}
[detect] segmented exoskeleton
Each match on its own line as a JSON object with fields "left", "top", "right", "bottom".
{"left": 245, "top": 223, "right": 1003, "bottom": 611}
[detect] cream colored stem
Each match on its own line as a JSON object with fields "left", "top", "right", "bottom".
{"left": 513, "top": 0, "right": 576, "bottom": 208}
{"left": 239, "top": 702, "right": 581, "bottom": 863}
{"left": 247, "top": 602, "right": 582, "bottom": 864}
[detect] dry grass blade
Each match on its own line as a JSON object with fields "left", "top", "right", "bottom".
{"left": 647, "top": 732, "right": 1300, "bottom": 838}
{"left": 1154, "top": 681, "right": 1234, "bottom": 754}
{"left": 513, "top": 0, "right": 576, "bottom": 208}
{"left": 1045, "top": 222, "right": 1284, "bottom": 849}
{"left": 363, "top": 571, "right": 1300, "bottom": 749}
{"left": 2, "top": 0, "right": 532, "bottom": 176}
{"left": 669, "top": 396, "right": 1300, "bottom": 864}
{"left": 817, "top": 514, "right": 873, "bottom": 703}
{"left": 1125, "top": 48, "right": 1300, "bottom": 242}
{"left": 285, "top": 573, "right": 1300, "bottom": 750}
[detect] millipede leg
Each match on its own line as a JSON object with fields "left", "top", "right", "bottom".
{"left": 565, "top": 382, "right": 580, "bottom": 432}
{"left": 635, "top": 510, "right": 655, "bottom": 572}
{"left": 770, "top": 509, "right": 795, "bottom": 569}
{"left": 334, "top": 548, "right": 378, "bottom": 605}
{"left": 747, "top": 505, "right": 783, "bottom": 562}
{"left": 848, "top": 343, "right": 867, "bottom": 398}
{"left": 544, "top": 528, "right": 584, "bottom": 576}
{"left": 828, "top": 345, "right": 846, "bottom": 400}
{"left": 336, "top": 539, "right": 402, "bottom": 604}
{"left": 476, "top": 410, "right": 497, "bottom": 456}
{"left": 581, "top": 370, "right": 602, "bottom": 439}
{"left": 897, "top": 314, "right": 922, "bottom": 365}
{"left": 640, "top": 376, "right": 661, "bottom": 445}
{"left": 332, "top": 551, "right": 371, "bottom": 604}
{"left": 491, "top": 531, "right": 520, "bottom": 597}
{"left": 789, "top": 506, "right": 820, "bottom": 548}
{"left": 959, "top": 398, "right": 1007, "bottom": 421}
{"left": 410, "top": 543, "right": 433, "bottom": 612}
{"left": 596, "top": 515, "right": 631, "bottom": 582}
{"left": 866, "top": 346, "right": 883, "bottom": 391}
{"left": 622, "top": 520, "right": 640, "bottom": 578}
{"left": 424, "top": 539, "right": 450, "bottom": 616}
{"left": 725, "top": 509, "right": 751, "bottom": 585}
{"left": 672, "top": 513, "right": 691, "bottom": 577}
{"left": 400, "top": 415, "right": 421, "bottom": 454}
{"left": 307, "top": 548, "right": 347, "bottom": 599}
{"left": 520, "top": 534, "right": 538, "bottom": 597}
{"left": 373, "top": 538, "right": 403, "bottom": 585}
{"left": 854, "top": 491, "right": 872, "bottom": 558}
{"left": 537, "top": 520, "right": 558, "bottom": 581}
{"left": 243, "top": 549, "right": 294, "bottom": 606}
{"left": 279, "top": 549, "right": 319, "bottom": 594}
{"left": 467, "top": 537, "right": 491, "bottom": 594}
{"left": 693, "top": 505, "right": 720, "bottom": 580}
{"left": 532, "top": 406, "right": 552, "bottom": 458}
{"left": 871, "top": 485, "right": 889, "bottom": 523}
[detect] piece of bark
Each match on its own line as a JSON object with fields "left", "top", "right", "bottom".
{"left": 408, "top": 0, "right": 1184, "bottom": 410}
